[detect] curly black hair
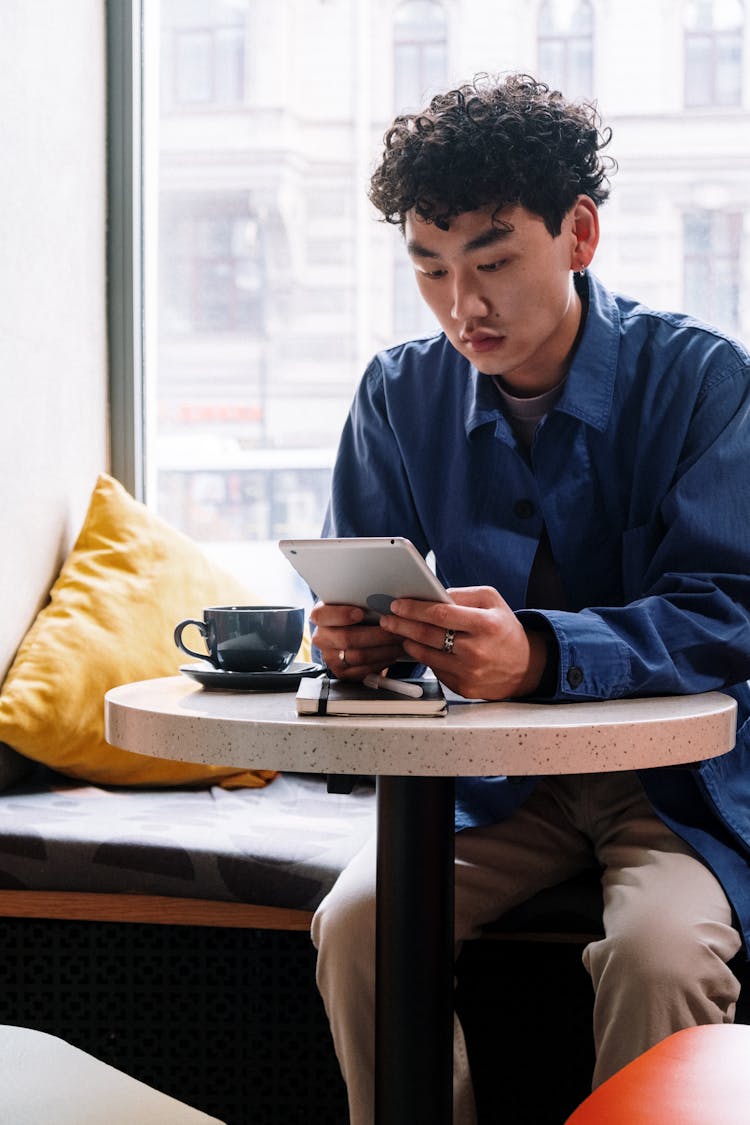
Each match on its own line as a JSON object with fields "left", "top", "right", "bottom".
{"left": 368, "top": 73, "right": 616, "bottom": 236}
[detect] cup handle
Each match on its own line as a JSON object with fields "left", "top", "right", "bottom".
{"left": 173, "top": 619, "right": 211, "bottom": 662}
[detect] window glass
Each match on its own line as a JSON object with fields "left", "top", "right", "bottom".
{"left": 394, "top": 0, "right": 447, "bottom": 110}
{"left": 537, "top": 0, "right": 594, "bottom": 98}
{"left": 174, "top": 32, "right": 213, "bottom": 103}
{"left": 539, "top": 0, "right": 593, "bottom": 34}
{"left": 685, "top": 0, "right": 744, "bottom": 30}
{"left": 160, "top": 197, "right": 266, "bottom": 332}
{"left": 684, "top": 0, "right": 744, "bottom": 106}
{"left": 140, "top": 1, "right": 749, "bottom": 603}
{"left": 683, "top": 210, "right": 742, "bottom": 330}
{"left": 162, "top": 0, "right": 245, "bottom": 109}
{"left": 716, "top": 33, "right": 743, "bottom": 102}
{"left": 686, "top": 34, "right": 714, "bottom": 104}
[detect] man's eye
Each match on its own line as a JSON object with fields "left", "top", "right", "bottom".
{"left": 478, "top": 259, "right": 508, "bottom": 272}
{"left": 420, "top": 268, "right": 447, "bottom": 279}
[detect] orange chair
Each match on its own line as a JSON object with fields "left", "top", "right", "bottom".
{"left": 565, "top": 1024, "right": 750, "bottom": 1124}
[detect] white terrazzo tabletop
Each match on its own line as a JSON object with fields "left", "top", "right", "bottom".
{"left": 105, "top": 676, "right": 737, "bottom": 778}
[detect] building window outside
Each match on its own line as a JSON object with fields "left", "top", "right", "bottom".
{"left": 161, "top": 197, "right": 267, "bottom": 334}
{"left": 161, "top": 0, "right": 245, "bottom": 109}
{"left": 394, "top": 0, "right": 448, "bottom": 111}
{"left": 684, "top": 0, "right": 744, "bottom": 107}
{"left": 392, "top": 2, "right": 447, "bottom": 344}
{"left": 683, "top": 210, "right": 743, "bottom": 331}
{"left": 537, "top": 0, "right": 594, "bottom": 99}
{"left": 157, "top": 465, "right": 332, "bottom": 544}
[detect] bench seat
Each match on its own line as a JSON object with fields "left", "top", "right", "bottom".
{"left": 0, "top": 770, "right": 375, "bottom": 913}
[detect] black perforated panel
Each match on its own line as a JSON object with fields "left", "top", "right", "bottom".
{"left": 3, "top": 916, "right": 743, "bottom": 1124}
{"left": 0, "top": 920, "right": 346, "bottom": 1125}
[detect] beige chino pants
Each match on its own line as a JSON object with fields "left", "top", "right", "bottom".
{"left": 312, "top": 770, "right": 741, "bottom": 1125}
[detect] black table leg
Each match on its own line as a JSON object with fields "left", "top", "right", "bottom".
{"left": 375, "top": 775, "right": 456, "bottom": 1125}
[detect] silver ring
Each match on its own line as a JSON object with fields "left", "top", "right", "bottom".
{"left": 442, "top": 629, "right": 455, "bottom": 654}
{"left": 338, "top": 649, "right": 348, "bottom": 667}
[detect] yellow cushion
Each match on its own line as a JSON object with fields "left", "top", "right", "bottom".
{"left": 0, "top": 473, "right": 310, "bottom": 788}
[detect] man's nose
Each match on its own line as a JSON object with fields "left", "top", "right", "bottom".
{"left": 451, "top": 276, "right": 489, "bottom": 321}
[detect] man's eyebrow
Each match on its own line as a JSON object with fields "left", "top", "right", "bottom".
{"left": 462, "top": 225, "right": 515, "bottom": 253}
{"left": 406, "top": 238, "right": 440, "bottom": 259}
{"left": 406, "top": 225, "right": 516, "bottom": 259}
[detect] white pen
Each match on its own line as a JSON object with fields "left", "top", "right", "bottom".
{"left": 363, "top": 673, "right": 424, "bottom": 699}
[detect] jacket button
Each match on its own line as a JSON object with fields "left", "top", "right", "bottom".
{"left": 567, "top": 666, "right": 584, "bottom": 689}
{"left": 514, "top": 499, "right": 536, "bottom": 519}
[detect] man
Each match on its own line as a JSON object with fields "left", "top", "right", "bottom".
{"left": 310, "top": 74, "right": 750, "bottom": 1124}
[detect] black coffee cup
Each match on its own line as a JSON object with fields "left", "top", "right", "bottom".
{"left": 174, "top": 605, "right": 305, "bottom": 673}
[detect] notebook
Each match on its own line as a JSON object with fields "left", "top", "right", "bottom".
{"left": 295, "top": 677, "right": 448, "bottom": 717}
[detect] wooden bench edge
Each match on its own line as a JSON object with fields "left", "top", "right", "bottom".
{"left": 0, "top": 890, "right": 313, "bottom": 931}
{"left": 0, "top": 892, "right": 602, "bottom": 943}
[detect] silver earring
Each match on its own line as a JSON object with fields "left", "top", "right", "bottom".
{"left": 578, "top": 267, "right": 586, "bottom": 277}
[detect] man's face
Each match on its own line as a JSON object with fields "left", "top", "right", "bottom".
{"left": 404, "top": 200, "right": 594, "bottom": 396}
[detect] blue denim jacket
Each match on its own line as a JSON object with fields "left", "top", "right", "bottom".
{"left": 323, "top": 273, "right": 750, "bottom": 945}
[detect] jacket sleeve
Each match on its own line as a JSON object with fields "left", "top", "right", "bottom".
{"left": 520, "top": 361, "right": 750, "bottom": 702}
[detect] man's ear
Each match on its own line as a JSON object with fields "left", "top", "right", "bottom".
{"left": 570, "top": 195, "right": 599, "bottom": 271}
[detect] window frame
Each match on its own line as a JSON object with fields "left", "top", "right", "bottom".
{"left": 537, "top": 0, "right": 595, "bottom": 99}
{"left": 683, "top": 208, "right": 743, "bottom": 329}
{"left": 393, "top": 0, "right": 448, "bottom": 111}
{"left": 683, "top": 0, "right": 744, "bottom": 108}
{"left": 106, "top": 0, "right": 145, "bottom": 499}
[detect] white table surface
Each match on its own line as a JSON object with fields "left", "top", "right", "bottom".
{"left": 105, "top": 676, "right": 737, "bottom": 777}
{"left": 0, "top": 1025, "right": 223, "bottom": 1124}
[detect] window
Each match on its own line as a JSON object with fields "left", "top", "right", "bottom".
{"left": 394, "top": 1, "right": 448, "bottom": 111}
{"left": 392, "top": 3, "right": 445, "bottom": 342}
{"left": 142, "top": 1, "right": 394, "bottom": 601}
{"left": 160, "top": 196, "right": 267, "bottom": 333}
{"left": 157, "top": 463, "right": 332, "bottom": 543}
{"left": 683, "top": 210, "right": 742, "bottom": 331}
{"left": 684, "top": 0, "right": 744, "bottom": 107}
{"left": 161, "top": 0, "right": 245, "bottom": 109}
{"left": 537, "top": 0, "right": 594, "bottom": 99}
{"left": 110, "top": 1, "right": 750, "bottom": 603}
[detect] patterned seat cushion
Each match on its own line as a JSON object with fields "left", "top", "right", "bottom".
{"left": 0, "top": 771, "right": 375, "bottom": 911}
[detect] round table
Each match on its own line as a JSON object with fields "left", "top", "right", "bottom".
{"left": 105, "top": 678, "right": 737, "bottom": 1125}
{"left": 105, "top": 677, "right": 735, "bottom": 777}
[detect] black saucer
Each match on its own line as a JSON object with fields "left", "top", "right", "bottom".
{"left": 179, "top": 661, "right": 324, "bottom": 692}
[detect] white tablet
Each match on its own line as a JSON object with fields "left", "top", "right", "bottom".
{"left": 278, "top": 537, "right": 452, "bottom": 619}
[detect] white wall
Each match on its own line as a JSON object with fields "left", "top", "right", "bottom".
{"left": 0, "top": 0, "right": 108, "bottom": 679}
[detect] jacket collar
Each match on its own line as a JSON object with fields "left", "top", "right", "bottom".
{"left": 463, "top": 272, "right": 620, "bottom": 438}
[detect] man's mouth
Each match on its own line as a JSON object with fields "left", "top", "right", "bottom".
{"left": 460, "top": 332, "right": 505, "bottom": 354}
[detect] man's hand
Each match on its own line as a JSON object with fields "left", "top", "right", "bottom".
{"left": 378, "top": 585, "right": 548, "bottom": 700}
{"left": 310, "top": 601, "right": 406, "bottom": 680}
